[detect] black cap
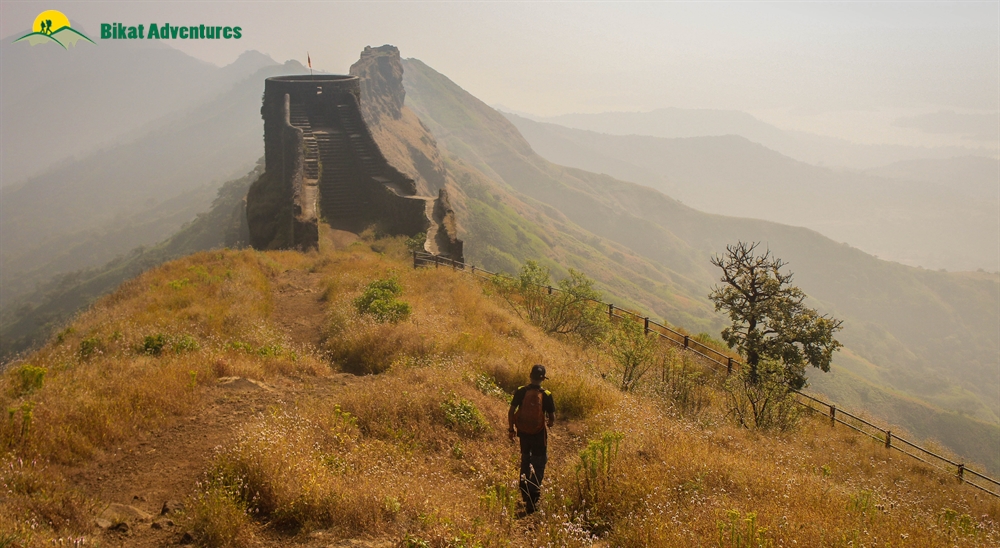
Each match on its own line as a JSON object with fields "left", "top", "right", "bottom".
{"left": 530, "top": 364, "right": 547, "bottom": 380}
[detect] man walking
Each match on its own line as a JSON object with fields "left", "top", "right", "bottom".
{"left": 508, "top": 364, "right": 556, "bottom": 515}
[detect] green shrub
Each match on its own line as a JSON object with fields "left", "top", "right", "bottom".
{"left": 404, "top": 232, "right": 427, "bottom": 252}
{"left": 491, "top": 261, "right": 607, "bottom": 342}
{"left": 440, "top": 393, "right": 488, "bottom": 436}
{"left": 78, "top": 336, "right": 103, "bottom": 360}
{"left": 173, "top": 335, "right": 199, "bottom": 353}
{"left": 142, "top": 334, "right": 168, "bottom": 355}
{"left": 604, "top": 316, "right": 657, "bottom": 392}
{"left": 717, "top": 509, "right": 773, "bottom": 548}
{"left": 354, "top": 276, "right": 411, "bottom": 323}
{"left": 574, "top": 431, "right": 623, "bottom": 512}
{"left": 15, "top": 365, "right": 46, "bottom": 395}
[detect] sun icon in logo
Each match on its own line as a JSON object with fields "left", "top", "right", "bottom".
{"left": 14, "top": 10, "right": 94, "bottom": 48}
{"left": 33, "top": 10, "right": 71, "bottom": 35}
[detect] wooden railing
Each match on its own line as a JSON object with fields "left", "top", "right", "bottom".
{"left": 413, "top": 251, "right": 1000, "bottom": 498}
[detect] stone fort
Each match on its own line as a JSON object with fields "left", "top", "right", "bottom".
{"left": 246, "top": 68, "right": 462, "bottom": 260}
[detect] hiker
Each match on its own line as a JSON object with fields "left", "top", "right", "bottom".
{"left": 508, "top": 364, "right": 555, "bottom": 515}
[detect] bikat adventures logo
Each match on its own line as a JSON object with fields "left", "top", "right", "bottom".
{"left": 11, "top": 9, "right": 243, "bottom": 48}
{"left": 13, "top": 10, "right": 95, "bottom": 48}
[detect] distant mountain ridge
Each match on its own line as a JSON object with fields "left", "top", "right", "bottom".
{"left": 0, "top": 32, "right": 277, "bottom": 186}
{"left": 530, "top": 107, "right": 990, "bottom": 170}
{"left": 502, "top": 113, "right": 999, "bottom": 272}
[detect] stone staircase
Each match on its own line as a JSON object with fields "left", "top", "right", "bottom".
{"left": 337, "top": 103, "right": 383, "bottom": 177}
{"left": 290, "top": 102, "right": 319, "bottom": 181}
{"left": 315, "top": 130, "right": 364, "bottom": 223}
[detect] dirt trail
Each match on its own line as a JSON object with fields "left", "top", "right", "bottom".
{"left": 74, "top": 265, "right": 343, "bottom": 547}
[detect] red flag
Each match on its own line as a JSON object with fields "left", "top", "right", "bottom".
{"left": 307, "top": 52, "right": 311, "bottom": 69}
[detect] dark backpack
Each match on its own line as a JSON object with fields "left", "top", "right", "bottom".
{"left": 514, "top": 387, "right": 546, "bottom": 435}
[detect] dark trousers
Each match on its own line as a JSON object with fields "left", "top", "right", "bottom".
{"left": 518, "top": 431, "right": 547, "bottom": 512}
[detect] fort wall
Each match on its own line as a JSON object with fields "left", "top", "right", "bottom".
{"left": 248, "top": 71, "right": 460, "bottom": 260}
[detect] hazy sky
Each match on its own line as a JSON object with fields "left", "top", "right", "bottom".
{"left": 2, "top": 0, "right": 997, "bottom": 148}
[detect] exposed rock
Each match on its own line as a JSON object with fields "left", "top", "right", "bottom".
{"left": 100, "top": 503, "right": 152, "bottom": 522}
{"left": 152, "top": 518, "right": 175, "bottom": 529}
{"left": 179, "top": 531, "right": 195, "bottom": 545}
{"left": 161, "top": 500, "right": 185, "bottom": 515}
{"left": 110, "top": 521, "right": 130, "bottom": 534}
{"left": 217, "top": 376, "right": 272, "bottom": 391}
{"left": 351, "top": 45, "right": 405, "bottom": 124}
{"left": 95, "top": 518, "right": 113, "bottom": 530}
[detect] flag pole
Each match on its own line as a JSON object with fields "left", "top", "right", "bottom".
{"left": 308, "top": 51, "right": 313, "bottom": 76}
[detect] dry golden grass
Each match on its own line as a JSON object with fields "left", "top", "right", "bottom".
{"left": 2, "top": 234, "right": 998, "bottom": 547}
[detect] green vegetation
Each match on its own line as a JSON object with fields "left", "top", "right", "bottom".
{"left": 353, "top": 276, "right": 412, "bottom": 323}
{"left": 491, "top": 260, "right": 607, "bottom": 342}
{"left": 709, "top": 241, "right": 843, "bottom": 390}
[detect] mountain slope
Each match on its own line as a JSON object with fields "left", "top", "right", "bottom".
{"left": 400, "top": 57, "right": 1000, "bottom": 471}
{"left": 503, "top": 113, "right": 999, "bottom": 272}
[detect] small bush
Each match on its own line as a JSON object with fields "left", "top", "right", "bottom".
{"left": 604, "top": 316, "right": 657, "bottom": 392}
{"left": 440, "top": 393, "right": 488, "bottom": 436}
{"left": 354, "top": 276, "right": 411, "bottom": 323}
{"left": 574, "top": 431, "right": 624, "bottom": 512}
{"left": 190, "top": 482, "right": 255, "bottom": 547}
{"left": 491, "top": 261, "right": 607, "bottom": 342}
{"left": 656, "top": 349, "right": 711, "bottom": 416}
{"left": 15, "top": 365, "right": 46, "bottom": 395}
{"left": 142, "top": 334, "right": 168, "bottom": 355}
{"left": 78, "top": 336, "right": 103, "bottom": 360}
{"left": 173, "top": 335, "right": 199, "bottom": 353}
{"left": 405, "top": 232, "right": 427, "bottom": 252}
{"left": 723, "top": 359, "right": 800, "bottom": 431}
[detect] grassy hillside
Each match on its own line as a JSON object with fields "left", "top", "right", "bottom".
{"left": 400, "top": 58, "right": 1000, "bottom": 471}
{"left": 1, "top": 233, "right": 996, "bottom": 547}
{"left": 503, "top": 113, "right": 999, "bottom": 272}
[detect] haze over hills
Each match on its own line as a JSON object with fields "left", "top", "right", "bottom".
{"left": 0, "top": 53, "right": 304, "bottom": 308}
{"left": 526, "top": 108, "right": 994, "bottom": 170}
{"left": 502, "top": 113, "right": 1000, "bottom": 272}
{"left": 0, "top": 28, "right": 276, "bottom": 186}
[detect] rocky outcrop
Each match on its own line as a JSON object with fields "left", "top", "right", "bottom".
{"left": 349, "top": 45, "right": 463, "bottom": 257}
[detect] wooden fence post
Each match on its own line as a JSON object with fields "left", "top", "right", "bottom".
{"left": 727, "top": 357, "right": 733, "bottom": 376}
{"left": 413, "top": 250, "right": 418, "bottom": 269}
{"left": 548, "top": 285, "right": 553, "bottom": 295}
{"left": 684, "top": 335, "right": 690, "bottom": 349}
{"left": 885, "top": 430, "right": 892, "bottom": 449}
{"left": 608, "top": 304, "right": 614, "bottom": 321}
{"left": 471, "top": 265, "right": 476, "bottom": 275}
{"left": 452, "top": 257, "right": 457, "bottom": 271}
{"left": 829, "top": 405, "right": 836, "bottom": 426}
{"left": 958, "top": 464, "right": 965, "bottom": 483}
{"left": 434, "top": 255, "right": 439, "bottom": 268}
{"left": 644, "top": 317, "right": 649, "bottom": 334}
